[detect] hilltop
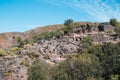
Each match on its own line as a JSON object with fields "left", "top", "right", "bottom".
{"left": 0, "top": 22, "right": 96, "bottom": 48}
{"left": 0, "top": 24, "right": 64, "bottom": 48}
{"left": 0, "top": 19, "right": 120, "bottom": 80}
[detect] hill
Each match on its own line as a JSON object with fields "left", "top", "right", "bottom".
{"left": 0, "top": 21, "right": 120, "bottom": 80}
{"left": 0, "top": 22, "right": 95, "bottom": 48}
{"left": 0, "top": 24, "right": 64, "bottom": 48}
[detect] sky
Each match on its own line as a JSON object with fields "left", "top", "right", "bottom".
{"left": 0, "top": 0, "right": 120, "bottom": 33}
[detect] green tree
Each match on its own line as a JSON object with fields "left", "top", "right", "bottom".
{"left": 115, "top": 27, "right": 120, "bottom": 37}
{"left": 51, "top": 54, "right": 102, "bottom": 80}
{"left": 28, "top": 61, "right": 50, "bottom": 80}
{"left": 110, "top": 18, "right": 118, "bottom": 26}
{"left": 64, "top": 19, "right": 74, "bottom": 33}
{"left": 81, "top": 36, "right": 93, "bottom": 48}
{"left": 115, "top": 22, "right": 120, "bottom": 27}
{"left": 110, "top": 74, "right": 119, "bottom": 80}
{"left": 33, "top": 30, "right": 64, "bottom": 42}
{"left": 0, "top": 49, "right": 5, "bottom": 56}
{"left": 17, "top": 37, "right": 24, "bottom": 48}
{"left": 88, "top": 43, "right": 120, "bottom": 80}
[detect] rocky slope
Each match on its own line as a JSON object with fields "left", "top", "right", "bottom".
{"left": 0, "top": 22, "right": 119, "bottom": 80}
{"left": 0, "top": 24, "right": 64, "bottom": 48}
{"left": 0, "top": 22, "right": 96, "bottom": 49}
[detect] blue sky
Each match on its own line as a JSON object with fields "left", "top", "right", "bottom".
{"left": 0, "top": 0, "right": 120, "bottom": 33}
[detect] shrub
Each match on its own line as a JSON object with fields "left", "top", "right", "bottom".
{"left": 33, "top": 30, "right": 63, "bottom": 42}
{"left": 51, "top": 54, "right": 102, "bottom": 80}
{"left": 0, "top": 49, "right": 5, "bottom": 56}
{"left": 88, "top": 43, "right": 120, "bottom": 80}
{"left": 28, "top": 61, "right": 51, "bottom": 80}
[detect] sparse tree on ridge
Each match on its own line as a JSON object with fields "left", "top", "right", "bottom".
{"left": 64, "top": 19, "right": 74, "bottom": 33}
{"left": 110, "top": 18, "right": 117, "bottom": 26}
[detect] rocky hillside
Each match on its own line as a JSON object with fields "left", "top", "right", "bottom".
{"left": 0, "top": 24, "right": 64, "bottom": 48}
{"left": 0, "top": 32, "right": 21, "bottom": 48}
{"left": 0, "top": 22, "right": 96, "bottom": 49}
{"left": 0, "top": 21, "right": 120, "bottom": 80}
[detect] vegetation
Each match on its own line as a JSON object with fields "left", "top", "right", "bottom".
{"left": 17, "top": 37, "right": 25, "bottom": 48}
{"left": 110, "top": 18, "right": 120, "bottom": 37}
{"left": 81, "top": 36, "right": 93, "bottom": 48}
{"left": 0, "top": 49, "right": 5, "bottom": 56}
{"left": 17, "top": 37, "right": 30, "bottom": 48}
{"left": 28, "top": 54, "right": 102, "bottom": 80}
{"left": 111, "top": 74, "right": 119, "bottom": 80}
{"left": 110, "top": 18, "right": 118, "bottom": 26}
{"left": 28, "top": 60, "right": 51, "bottom": 80}
{"left": 32, "top": 19, "right": 75, "bottom": 42}
{"left": 110, "top": 18, "right": 120, "bottom": 27}
{"left": 63, "top": 19, "right": 75, "bottom": 34}
{"left": 28, "top": 42, "right": 120, "bottom": 80}
{"left": 88, "top": 42, "right": 120, "bottom": 80}
{"left": 4, "top": 72, "right": 12, "bottom": 77}
{"left": 51, "top": 54, "right": 102, "bottom": 80}
{"left": 26, "top": 51, "right": 39, "bottom": 59}
{"left": 33, "top": 30, "right": 64, "bottom": 42}
{"left": 115, "top": 27, "right": 120, "bottom": 37}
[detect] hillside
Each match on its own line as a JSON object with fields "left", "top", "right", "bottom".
{"left": 0, "top": 22, "right": 95, "bottom": 48}
{"left": 0, "top": 24, "right": 64, "bottom": 48}
{"left": 0, "top": 20, "right": 120, "bottom": 80}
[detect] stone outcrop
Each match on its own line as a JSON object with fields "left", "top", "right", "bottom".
{"left": 0, "top": 22, "right": 120, "bottom": 80}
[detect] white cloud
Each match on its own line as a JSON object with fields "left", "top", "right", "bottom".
{"left": 67, "top": 0, "right": 120, "bottom": 22}
{"left": 42, "top": 0, "right": 120, "bottom": 22}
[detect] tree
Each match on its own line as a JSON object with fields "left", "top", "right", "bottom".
{"left": 110, "top": 18, "right": 118, "bottom": 27}
{"left": 17, "top": 37, "right": 24, "bottom": 48}
{"left": 81, "top": 36, "right": 93, "bottom": 48}
{"left": 33, "top": 30, "right": 64, "bottom": 42}
{"left": 64, "top": 19, "right": 74, "bottom": 33}
{"left": 51, "top": 54, "right": 102, "bottom": 80}
{"left": 0, "top": 49, "right": 5, "bottom": 56}
{"left": 110, "top": 18, "right": 118, "bottom": 26}
{"left": 115, "top": 27, "right": 120, "bottom": 37}
{"left": 109, "top": 18, "right": 120, "bottom": 28}
{"left": 88, "top": 43, "right": 120, "bottom": 80}
{"left": 28, "top": 61, "right": 50, "bottom": 80}
{"left": 64, "top": 19, "right": 73, "bottom": 27}
{"left": 110, "top": 74, "right": 119, "bottom": 80}
{"left": 115, "top": 22, "right": 120, "bottom": 27}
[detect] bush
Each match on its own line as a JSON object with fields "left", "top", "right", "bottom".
{"left": 28, "top": 43, "right": 120, "bottom": 80}
{"left": 81, "top": 36, "right": 93, "bottom": 48}
{"left": 110, "top": 74, "right": 119, "bottom": 80}
{"left": 110, "top": 18, "right": 118, "bottom": 26}
{"left": 27, "top": 51, "right": 39, "bottom": 59}
{"left": 28, "top": 61, "right": 51, "bottom": 80}
{"left": 8, "top": 47, "right": 18, "bottom": 52}
{"left": 109, "top": 18, "right": 120, "bottom": 27}
{"left": 88, "top": 43, "right": 120, "bottom": 80}
{"left": 0, "top": 49, "right": 5, "bottom": 56}
{"left": 4, "top": 72, "right": 12, "bottom": 77}
{"left": 64, "top": 19, "right": 74, "bottom": 33}
{"left": 51, "top": 54, "right": 102, "bottom": 80}
{"left": 115, "top": 27, "right": 120, "bottom": 36}
{"left": 33, "top": 30, "right": 64, "bottom": 42}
